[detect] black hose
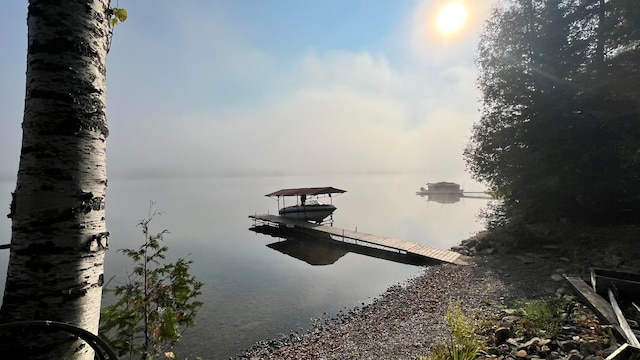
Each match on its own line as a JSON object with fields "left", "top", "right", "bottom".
{"left": 0, "top": 320, "right": 118, "bottom": 359}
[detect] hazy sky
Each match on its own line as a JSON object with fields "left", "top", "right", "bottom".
{"left": 0, "top": 0, "right": 497, "bottom": 181}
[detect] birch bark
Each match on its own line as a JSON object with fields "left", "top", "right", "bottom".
{"left": 0, "top": 1, "right": 111, "bottom": 359}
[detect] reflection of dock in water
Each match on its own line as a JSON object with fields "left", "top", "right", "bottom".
{"left": 250, "top": 224, "right": 442, "bottom": 266}
{"left": 417, "top": 192, "right": 492, "bottom": 204}
{"left": 249, "top": 214, "right": 470, "bottom": 266}
{"left": 250, "top": 225, "right": 348, "bottom": 265}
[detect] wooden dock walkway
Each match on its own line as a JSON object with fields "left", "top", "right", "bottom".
{"left": 249, "top": 214, "right": 471, "bottom": 266}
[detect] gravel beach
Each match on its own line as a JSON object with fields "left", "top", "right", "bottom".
{"left": 235, "top": 242, "right": 574, "bottom": 360}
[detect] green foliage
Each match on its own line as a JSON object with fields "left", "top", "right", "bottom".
{"left": 423, "top": 301, "right": 484, "bottom": 360}
{"left": 100, "top": 206, "right": 204, "bottom": 360}
{"left": 465, "top": 0, "right": 640, "bottom": 228}
{"left": 107, "top": 4, "right": 127, "bottom": 53}
{"left": 514, "top": 299, "right": 563, "bottom": 337}
{"left": 110, "top": 7, "right": 128, "bottom": 26}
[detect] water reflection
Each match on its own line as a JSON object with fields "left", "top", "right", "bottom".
{"left": 420, "top": 193, "right": 463, "bottom": 204}
{"left": 419, "top": 193, "right": 492, "bottom": 204}
{"left": 250, "top": 225, "right": 442, "bottom": 267}
{"left": 268, "top": 238, "right": 348, "bottom": 266}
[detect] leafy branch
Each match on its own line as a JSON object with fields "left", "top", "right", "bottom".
{"left": 106, "top": 3, "right": 128, "bottom": 53}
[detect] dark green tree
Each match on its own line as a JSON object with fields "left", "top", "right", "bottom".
{"left": 465, "top": 0, "right": 640, "bottom": 227}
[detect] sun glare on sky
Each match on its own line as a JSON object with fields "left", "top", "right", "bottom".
{"left": 436, "top": 2, "right": 468, "bottom": 35}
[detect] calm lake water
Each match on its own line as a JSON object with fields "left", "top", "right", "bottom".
{"left": 0, "top": 173, "right": 489, "bottom": 359}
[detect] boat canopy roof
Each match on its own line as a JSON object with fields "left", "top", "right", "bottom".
{"left": 265, "top": 187, "right": 346, "bottom": 198}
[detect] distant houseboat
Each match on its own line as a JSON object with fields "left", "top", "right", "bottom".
{"left": 416, "top": 182, "right": 464, "bottom": 195}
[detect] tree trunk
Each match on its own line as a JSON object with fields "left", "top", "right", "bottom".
{"left": 595, "top": 0, "right": 606, "bottom": 70}
{"left": 0, "top": 1, "right": 111, "bottom": 359}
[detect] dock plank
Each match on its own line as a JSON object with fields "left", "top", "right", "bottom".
{"left": 249, "top": 214, "right": 470, "bottom": 265}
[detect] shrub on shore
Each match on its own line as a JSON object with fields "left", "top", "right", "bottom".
{"left": 423, "top": 301, "right": 485, "bottom": 360}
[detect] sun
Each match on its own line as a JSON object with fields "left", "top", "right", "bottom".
{"left": 436, "top": 2, "right": 468, "bottom": 35}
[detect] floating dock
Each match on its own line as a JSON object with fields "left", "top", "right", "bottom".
{"left": 249, "top": 214, "right": 471, "bottom": 266}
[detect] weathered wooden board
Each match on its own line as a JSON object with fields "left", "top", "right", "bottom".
{"left": 609, "top": 288, "right": 640, "bottom": 347}
{"left": 563, "top": 275, "right": 620, "bottom": 326}
{"left": 605, "top": 343, "right": 640, "bottom": 360}
{"left": 591, "top": 268, "right": 640, "bottom": 300}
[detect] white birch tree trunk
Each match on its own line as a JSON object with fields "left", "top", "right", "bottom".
{"left": 0, "top": 1, "right": 111, "bottom": 359}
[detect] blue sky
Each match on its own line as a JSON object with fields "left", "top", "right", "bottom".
{"left": 0, "top": 0, "right": 497, "bottom": 181}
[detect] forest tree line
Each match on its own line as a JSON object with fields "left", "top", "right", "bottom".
{"left": 465, "top": 0, "right": 640, "bottom": 228}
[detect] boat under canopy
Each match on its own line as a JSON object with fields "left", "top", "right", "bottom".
{"left": 279, "top": 200, "right": 337, "bottom": 222}
{"left": 266, "top": 187, "right": 346, "bottom": 223}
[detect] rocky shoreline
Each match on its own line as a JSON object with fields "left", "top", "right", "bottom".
{"left": 235, "top": 233, "right": 637, "bottom": 360}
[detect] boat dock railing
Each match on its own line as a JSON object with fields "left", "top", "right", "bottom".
{"left": 249, "top": 214, "right": 471, "bottom": 266}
